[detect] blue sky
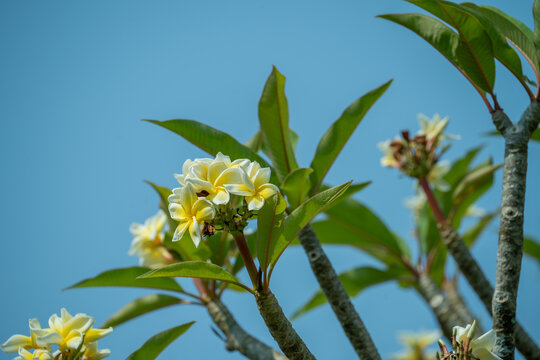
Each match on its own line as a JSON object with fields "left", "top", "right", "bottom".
{"left": 1, "top": 0, "right": 539, "bottom": 359}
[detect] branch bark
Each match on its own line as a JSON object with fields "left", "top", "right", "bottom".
{"left": 492, "top": 103, "right": 540, "bottom": 360}
{"left": 255, "top": 290, "right": 316, "bottom": 360}
{"left": 206, "top": 298, "right": 288, "bottom": 360}
{"left": 298, "top": 225, "right": 381, "bottom": 360}
{"left": 442, "top": 278, "right": 481, "bottom": 332}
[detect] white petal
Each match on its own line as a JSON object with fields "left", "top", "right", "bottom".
{"left": 173, "top": 221, "right": 190, "bottom": 242}
{"left": 471, "top": 330, "right": 496, "bottom": 352}
{"left": 0, "top": 334, "right": 32, "bottom": 353}
{"left": 246, "top": 195, "right": 265, "bottom": 211}
{"left": 472, "top": 348, "right": 503, "bottom": 360}
{"left": 189, "top": 218, "right": 202, "bottom": 247}
{"left": 36, "top": 332, "right": 63, "bottom": 348}
{"left": 253, "top": 167, "right": 271, "bottom": 188}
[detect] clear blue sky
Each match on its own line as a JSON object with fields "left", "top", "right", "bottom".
{"left": 1, "top": 1, "right": 538, "bottom": 359}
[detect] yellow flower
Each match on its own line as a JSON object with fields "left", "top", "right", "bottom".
{"left": 1, "top": 319, "right": 49, "bottom": 353}
{"left": 37, "top": 309, "right": 112, "bottom": 353}
{"left": 224, "top": 161, "right": 279, "bottom": 211}
{"left": 391, "top": 330, "right": 440, "bottom": 360}
{"left": 168, "top": 183, "right": 216, "bottom": 246}
{"left": 417, "top": 114, "right": 449, "bottom": 141}
{"left": 453, "top": 323, "right": 502, "bottom": 360}
{"left": 14, "top": 348, "right": 55, "bottom": 360}
{"left": 426, "top": 161, "right": 450, "bottom": 191}
{"left": 378, "top": 139, "right": 399, "bottom": 168}
{"left": 83, "top": 342, "right": 110, "bottom": 360}
{"left": 185, "top": 153, "right": 250, "bottom": 205}
{"left": 129, "top": 210, "right": 173, "bottom": 268}
{"left": 173, "top": 157, "right": 213, "bottom": 186}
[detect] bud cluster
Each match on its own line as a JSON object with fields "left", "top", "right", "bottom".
{"left": 436, "top": 322, "right": 502, "bottom": 360}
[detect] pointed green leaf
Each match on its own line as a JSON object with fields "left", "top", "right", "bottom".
{"left": 270, "top": 182, "right": 351, "bottom": 266}
{"left": 444, "top": 146, "right": 483, "bottom": 186}
{"left": 102, "top": 294, "right": 186, "bottom": 328}
{"left": 67, "top": 267, "right": 184, "bottom": 293}
{"left": 477, "top": 5, "right": 539, "bottom": 78}
{"left": 291, "top": 267, "right": 401, "bottom": 320}
{"left": 139, "top": 261, "right": 249, "bottom": 291}
{"left": 281, "top": 168, "right": 313, "bottom": 209}
{"left": 462, "top": 212, "right": 498, "bottom": 247}
{"left": 258, "top": 66, "right": 298, "bottom": 180}
{"left": 163, "top": 231, "right": 211, "bottom": 262}
{"left": 524, "top": 236, "right": 540, "bottom": 267}
{"left": 146, "top": 119, "right": 278, "bottom": 184}
{"left": 309, "top": 80, "right": 392, "bottom": 193}
{"left": 319, "top": 181, "right": 371, "bottom": 211}
{"left": 379, "top": 13, "right": 488, "bottom": 95}
{"left": 257, "top": 195, "right": 285, "bottom": 272}
{"left": 126, "top": 322, "right": 195, "bottom": 360}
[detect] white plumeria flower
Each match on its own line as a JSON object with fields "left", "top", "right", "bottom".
{"left": 185, "top": 153, "right": 250, "bottom": 205}
{"left": 453, "top": 324, "right": 502, "bottom": 360}
{"left": 168, "top": 183, "right": 216, "bottom": 246}
{"left": 83, "top": 342, "right": 111, "bottom": 360}
{"left": 38, "top": 309, "right": 112, "bottom": 352}
{"left": 404, "top": 191, "right": 427, "bottom": 216}
{"left": 391, "top": 330, "right": 440, "bottom": 360}
{"left": 224, "top": 161, "right": 279, "bottom": 211}
{"left": 128, "top": 210, "right": 173, "bottom": 268}
{"left": 465, "top": 204, "right": 487, "bottom": 218}
{"left": 14, "top": 348, "right": 55, "bottom": 360}
{"left": 173, "top": 157, "right": 213, "bottom": 186}
{"left": 427, "top": 161, "right": 450, "bottom": 191}
{"left": 378, "top": 139, "right": 399, "bottom": 168}
{"left": 417, "top": 113, "right": 449, "bottom": 141}
{"left": 1, "top": 319, "right": 49, "bottom": 353}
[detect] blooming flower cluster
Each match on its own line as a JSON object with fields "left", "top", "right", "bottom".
{"left": 169, "top": 153, "right": 279, "bottom": 247}
{"left": 379, "top": 114, "right": 454, "bottom": 190}
{"left": 1, "top": 308, "right": 112, "bottom": 360}
{"left": 437, "top": 321, "right": 502, "bottom": 360}
{"left": 129, "top": 210, "right": 174, "bottom": 268}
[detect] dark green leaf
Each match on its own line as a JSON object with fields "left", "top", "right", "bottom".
{"left": 524, "top": 236, "right": 540, "bottom": 266}
{"left": 258, "top": 66, "right": 298, "bottom": 181}
{"left": 281, "top": 168, "right": 313, "bottom": 209}
{"left": 462, "top": 212, "right": 498, "bottom": 247}
{"left": 102, "top": 294, "right": 185, "bottom": 328}
{"left": 444, "top": 146, "right": 483, "bottom": 186}
{"left": 257, "top": 195, "right": 285, "bottom": 272}
{"left": 270, "top": 182, "right": 351, "bottom": 266}
{"left": 291, "top": 267, "right": 401, "bottom": 320}
{"left": 245, "top": 130, "right": 263, "bottom": 152}
{"left": 145, "top": 119, "right": 278, "bottom": 184}
{"left": 309, "top": 80, "right": 392, "bottom": 193}
{"left": 67, "top": 267, "right": 184, "bottom": 293}
{"left": 126, "top": 322, "right": 195, "bottom": 360}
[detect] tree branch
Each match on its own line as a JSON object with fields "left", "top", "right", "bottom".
{"left": 442, "top": 278, "right": 482, "bottom": 333}
{"left": 492, "top": 102, "right": 540, "bottom": 360}
{"left": 298, "top": 225, "right": 381, "bottom": 360}
{"left": 255, "top": 290, "right": 316, "bottom": 360}
{"left": 206, "top": 298, "right": 288, "bottom": 360}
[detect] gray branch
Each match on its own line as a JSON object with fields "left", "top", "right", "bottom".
{"left": 206, "top": 298, "right": 288, "bottom": 360}
{"left": 442, "top": 278, "right": 482, "bottom": 332}
{"left": 256, "top": 290, "right": 316, "bottom": 360}
{"left": 298, "top": 225, "right": 381, "bottom": 360}
{"left": 492, "top": 103, "right": 540, "bottom": 360}
{"left": 438, "top": 224, "right": 540, "bottom": 359}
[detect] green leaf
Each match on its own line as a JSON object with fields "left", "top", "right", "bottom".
{"left": 460, "top": 3, "right": 526, "bottom": 88}
{"left": 281, "top": 168, "right": 313, "bottom": 209}
{"left": 417, "top": 202, "right": 441, "bottom": 254}
{"left": 245, "top": 130, "right": 263, "bottom": 152}
{"left": 379, "top": 13, "right": 489, "bottom": 95}
{"left": 291, "top": 267, "right": 401, "bottom": 320}
{"left": 163, "top": 231, "right": 211, "bottom": 262}
{"left": 444, "top": 146, "right": 483, "bottom": 186}
{"left": 524, "top": 236, "right": 540, "bottom": 267}
{"left": 258, "top": 66, "right": 299, "bottom": 181}
{"left": 318, "top": 181, "right": 372, "bottom": 211}
{"left": 67, "top": 267, "right": 184, "bottom": 293}
{"left": 270, "top": 182, "right": 351, "bottom": 267}
{"left": 309, "top": 80, "right": 392, "bottom": 193}
{"left": 477, "top": 5, "right": 539, "bottom": 78}
{"left": 462, "top": 212, "right": 498, "bottom": 247}
{"left": 257, "top": 195, "right": 285, "bottom": 272}
{"left": 102, "top": 294, "right": 185, "bottom": 328}
{"left": 324, "top": 197, "right": 406, "bottom": 257}
{"left": 145, "top": 182, "right": 178, "bottom": 232}
{"left": 145, "top": 119, "right": 278, "bottom": 184}
{"left": 139, "top": 261, "right": 249, "bottom": 290}
{"left": 126, "top": 322, "right": 195, "bottom": 360}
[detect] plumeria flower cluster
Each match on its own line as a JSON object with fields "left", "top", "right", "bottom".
{"left": 391, "top": 330, "right": 440, "bottom": 360}
{"left": 436, "top": 321, "right": 501, "bottom": 360}
{"left": 379, "top": 114, "right": 455, "bottom": 190}
{"left": 129, "top": 210, "right": 175, "bottom": 268}
{"left": 1, "top": 308, "right": 112, "bottom": 360}
{"left": 169, "top": 153, "right": 279, "bottom": 247}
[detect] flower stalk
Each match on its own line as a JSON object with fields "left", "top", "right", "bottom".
{"left": 232, "top": 230, "right": 259, "bottom": 288}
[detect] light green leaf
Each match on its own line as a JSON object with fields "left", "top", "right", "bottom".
{"left": 478, "top": 5, "right": 539, "bottom": 78}
{"left": 245, "top": 130, "right": 263, "bottom": 152}
{"left": 291, "top": 267, "right": 401, "bottom": 320}
{"left": 379, "top": 13, "right": 489, "bottom": 96}
{"left": 270, "top": 182, "right": 351, "bottom": 267}
{"left": 126, "top": 322, "right": 195, "bottom": 360}
{"left": 309, "top": 80, "right": 392, "bottom": 193}
{"left": 67, "top": 267, "right": 184, "bottom": 293}
{"left": 319, "top": 181, "right": 371, "bottom": 211}
{"left": 163, "top": 231, "right": 211, "bottom": 262}
{"left": 462, "top": 212, "right": 498, "bottom": 247}
{"left": 281, "top": 168, "right": 313, "bottom": 209}
{"left": 257, "top": 195, "right": 285, "bottom": 272}
{"left": 444, "top": 146, "right": 483, "bottom": 186}
{"left": 139, "top": 261, "right": 250, "bottom": 291}
{"left": 145, "top": 119, "right": 278, "bottom": 184}
{"left": 102, "top": 294, "right": 185, "bottom": 328}
{"left": 258, "top": 66, "right": 299, "bottom": 181}
{"left": 524, "top": 236, "right": 540, "bottom": 267}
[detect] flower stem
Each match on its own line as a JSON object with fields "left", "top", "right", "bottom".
{"left": 418, "top": 177, "right": 445, "bottom": 225}
{"left": 232, "top": 230, "right": 259, "bottom": 288}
